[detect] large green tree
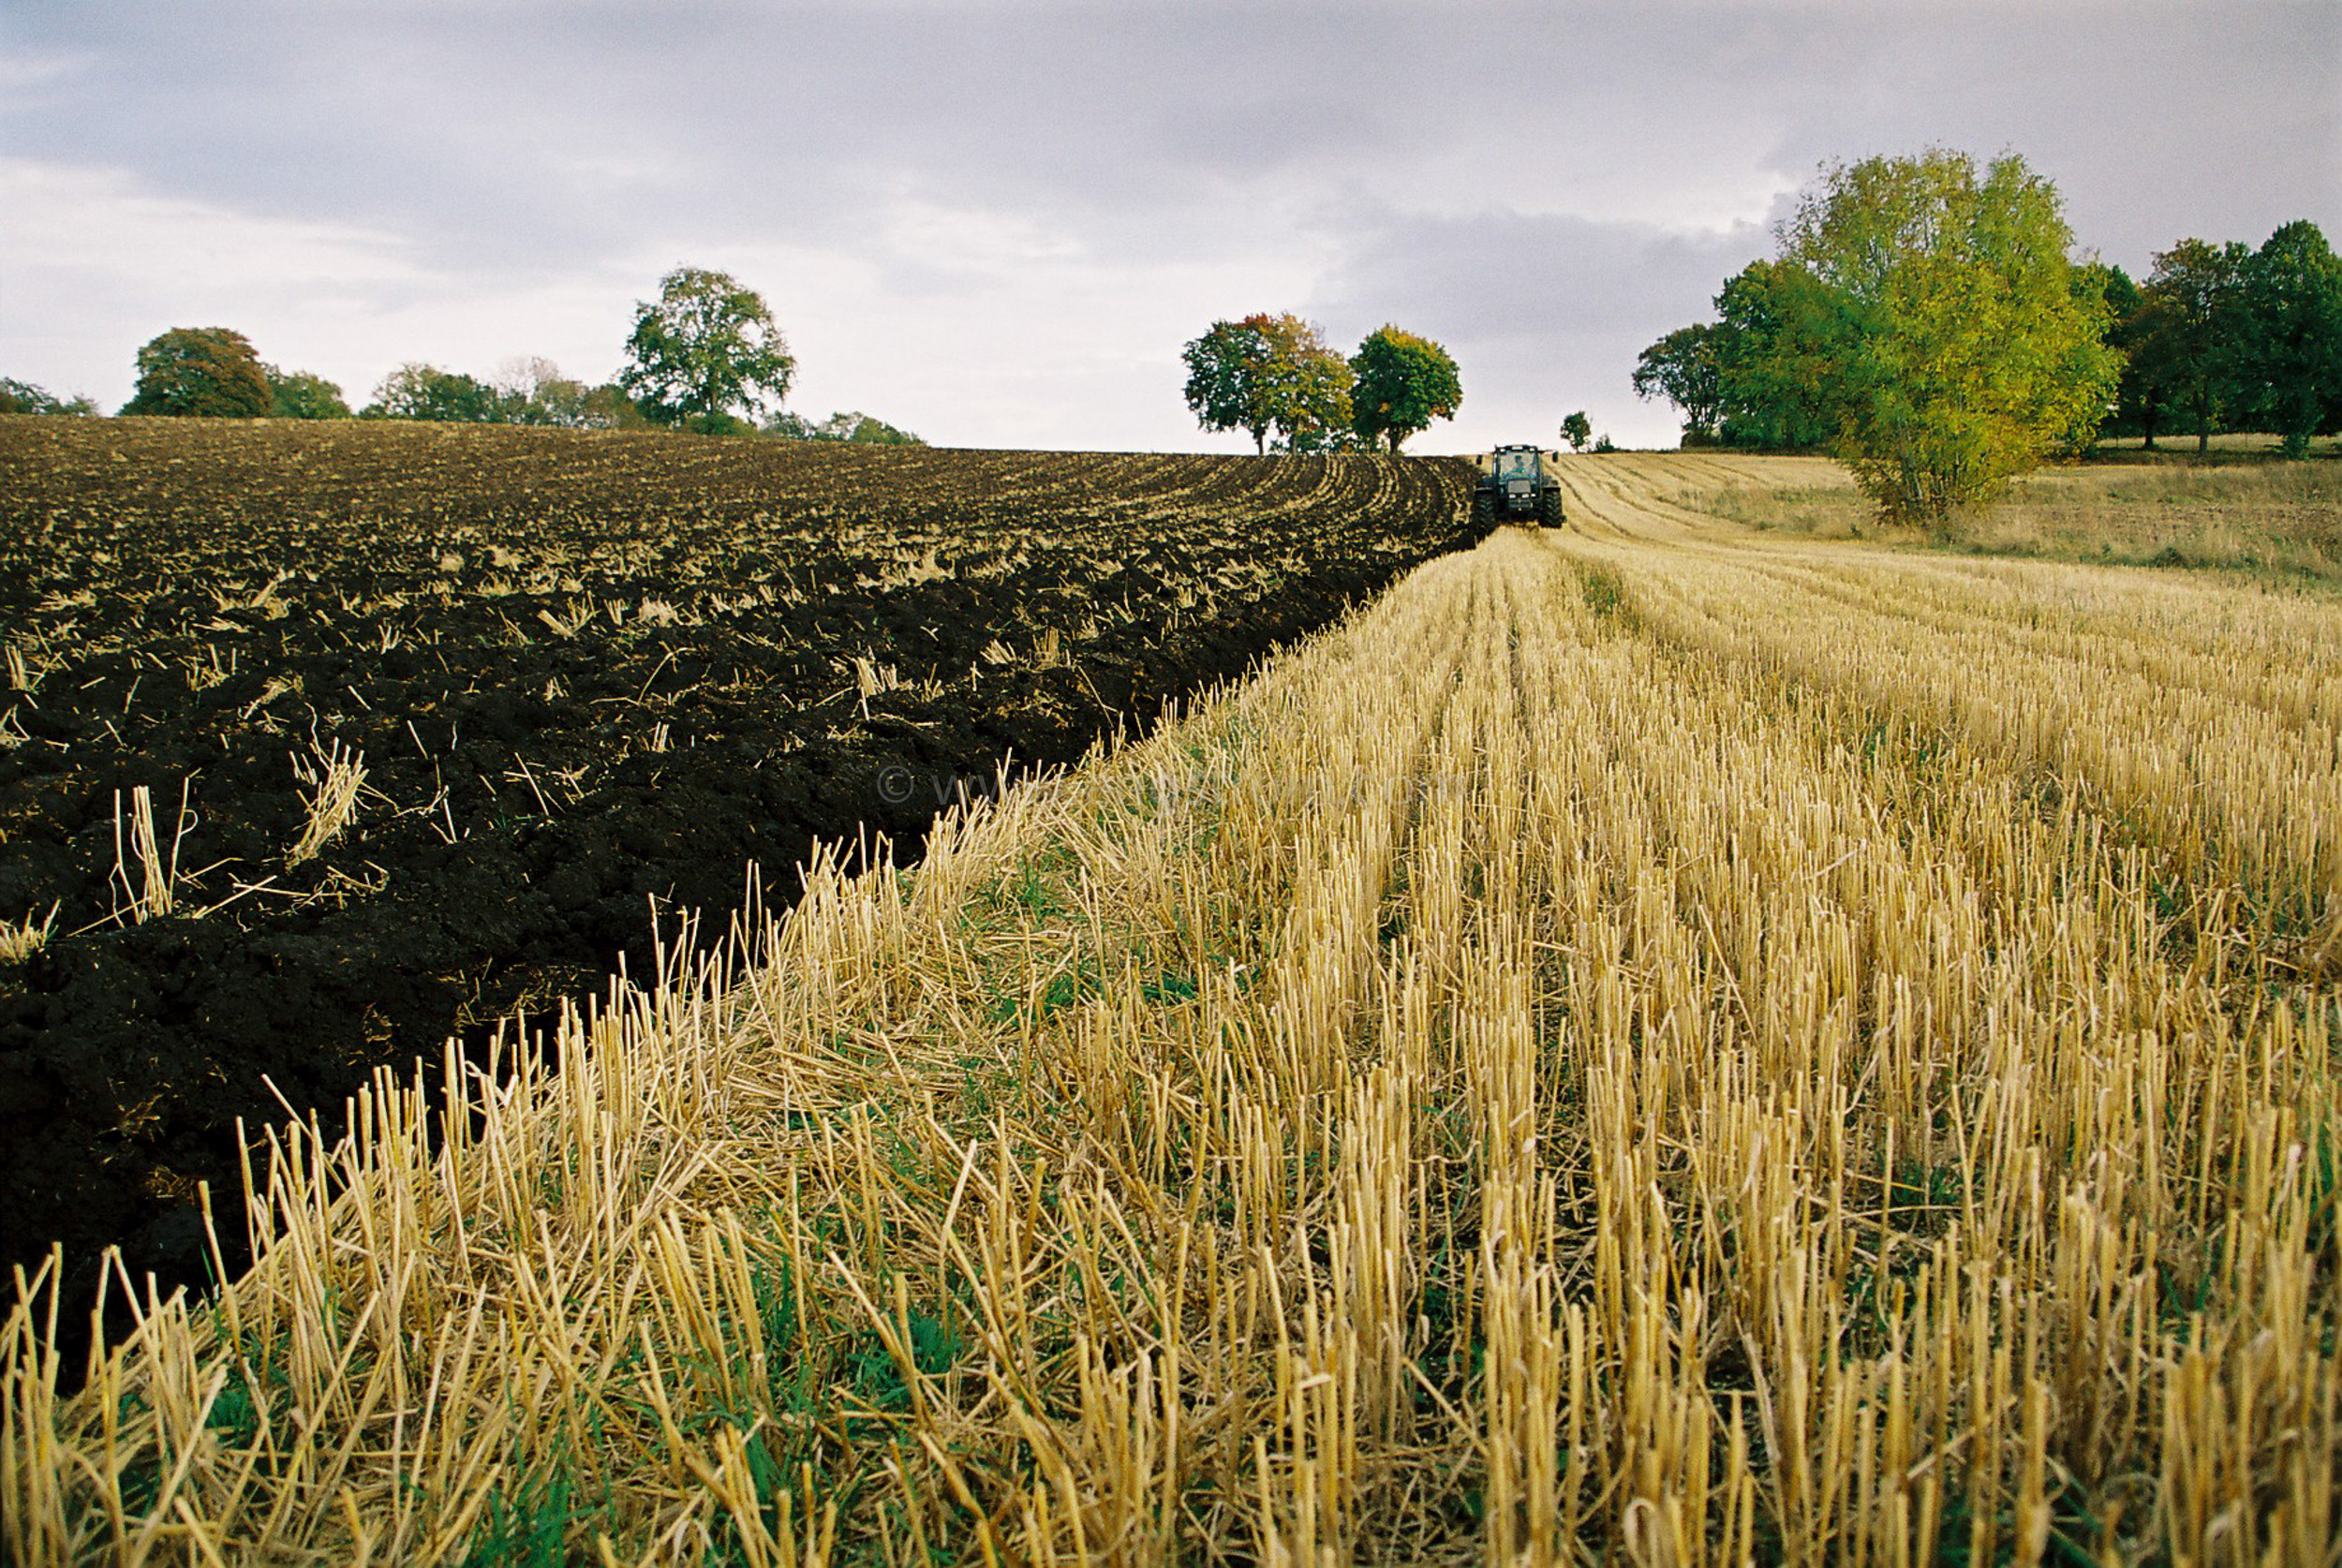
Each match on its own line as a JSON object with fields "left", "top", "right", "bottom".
{"left": 1711, "top": 259, "right": 1842, "bottom": 451}
{"left": 2234, "top": 220, "right": 2342, "bottom": 457}
{"left": 1778, "top": 149, "right": 2119, "bottom": 524}
{"left": 1182, "top": 318, "right": 1274, "bottom": 451}
{"left": 2132, "top": 238, "right": 2253, "bottom": 454}
{"left": 619, "top": 266, "right": 795, "bottom": 432}
{"left": 1348, "top": 327, "right": 1460, "bottom": 452}
{"left": 1181, "top": 313, "right": 1352, "bottom": 454}
{"left": 120, "top": 327, "right": 271, "bottom": 418}
{"left": 1630, "top": 323, "right": 1726, "bottom": 443}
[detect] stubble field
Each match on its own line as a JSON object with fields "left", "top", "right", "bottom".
{"left": 6, "top": 450, "right": 2339, "bottom": 1564}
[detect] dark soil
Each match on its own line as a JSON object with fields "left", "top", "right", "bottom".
{"left": 0, "top": 415, "right": 1482, "bottom": 1355}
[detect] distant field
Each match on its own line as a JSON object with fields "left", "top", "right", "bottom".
{"left": 1652, "top": 441, "right": 2342, "bottom": 580}
{"left": 9, "top": 452, "right": 2335, "bottom": 1563}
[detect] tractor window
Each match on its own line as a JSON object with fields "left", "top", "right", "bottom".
{"left": 1496, "top": 451, "right": 1538, "bottom": 479}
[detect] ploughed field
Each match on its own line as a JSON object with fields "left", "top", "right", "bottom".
{"left": 9, "top": 452, "right": 2336, "bottom": 1563}
{"left": 0, "top": 416, "right": 1478, "bottom": 1322}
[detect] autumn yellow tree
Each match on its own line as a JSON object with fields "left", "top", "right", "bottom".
{"left": 1778, "top": 150, "right": 2118, "bottom": 525}
{"left": 1180, "top": 313, "right": 1353, "bottom": 453}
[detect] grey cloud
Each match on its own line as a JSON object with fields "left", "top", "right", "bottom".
{"left": 11, "top": 4, "right": 2331, "bottom": 270}
{"left": 0, "top": 7, "right": 1839, "bottom": 265}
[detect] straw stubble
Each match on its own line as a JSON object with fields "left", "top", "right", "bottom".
{"left": 7, "top": 463, "right": 2338, "bottom": 1563}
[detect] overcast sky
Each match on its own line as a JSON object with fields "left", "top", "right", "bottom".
{"left": 3, "top": 1, "right": 2335, "bottom": 453}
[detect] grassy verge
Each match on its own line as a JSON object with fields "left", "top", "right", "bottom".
{"left": 1668, "top": 446, "right": 2342, "bottom": 583}
{"left": 1934, "top": 457, "right": 2342, "bottom": 579}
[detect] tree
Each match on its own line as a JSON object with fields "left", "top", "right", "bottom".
{"left": 1182, "top": 318, "right": 1273, "bottom": 451}
{"left": 1267, "top": 322, "right": 1355, "bottom": 452}
{"left": 1777, "top": 149, "right": 2119, "bottom": 525}
{"left": 836, "top": 412, "right": 926, "bottom": 445}
{"left": 2133, "top": 239, "right": 2253, "bottom": 454}
{"left": 363, "top": 363, "right": 501, "bottom": 422}
{"left": 120, "top": 327, "right": 271, "bottom": 418}
{"left": 581, "top": 383, "right": 652, "bottom": 430}
{"left": 2234, "top": 221, "right": 2342, "bottom": 458}
{"left": 493, "top": 356, "right": 594, "bottom": 427}
{"left": 1630, "top": 324, "right": 1726, "bottom": 443}
{"left": 0, "top": 377, "right": 97, "bottom": 416}
{"left": 1181, "top": 314, "right": 1352, "bottom": 454}
{"left": 2078, "top": 262, "right": 2169, "bottom": 448}
{"left": 264, "top": 367, "right": 351, "bottom": 420}
{"left": 1349, "top": 327, "right": 1460, "bottom": 452}
{"left": 1712, "top": 259, "right": 1841, "bottom": 451}
{"left": 1561, "top": 411, "right": 1593, "bottom": 451}
{"left": 619, "top": 266, "right": 795, "bottom": 431}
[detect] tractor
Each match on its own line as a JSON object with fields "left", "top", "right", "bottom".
{"left": 1473, "top": 444, "right": 1565, "bottom": 528}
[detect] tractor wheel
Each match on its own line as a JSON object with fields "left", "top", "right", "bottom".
{"left": 1473, "top": 490, "right": 1495, "bottom": 530}
{"left": 1540, "top": 487, "right": 1564, "bottom": 527}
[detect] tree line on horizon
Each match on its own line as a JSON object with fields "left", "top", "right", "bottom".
{"left": 5, "top": 269, "right": 1474, "bottom": 458}
{"left": 1629, "top": 149, "right": 2341, "bottom": 521}
{"left": 0, "top": 267, "right": 926, "bottom": 448}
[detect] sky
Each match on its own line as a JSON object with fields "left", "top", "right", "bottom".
{"left": 2, "top": 1, "right": 2335, "bottom": 454}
